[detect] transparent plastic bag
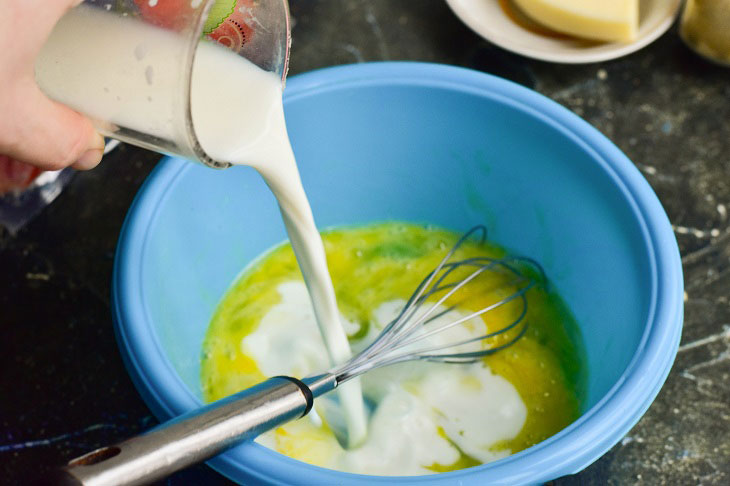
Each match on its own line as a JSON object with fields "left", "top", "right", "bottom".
{"left": 0, "top": 140, "right": 119, "bottom": 234}
{"left": 0, "top": 166, "right": 74, "bottom": 234}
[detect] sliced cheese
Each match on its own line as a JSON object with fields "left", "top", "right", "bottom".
{"left": 511, "top": 0, "right": 639, "bottom": 43}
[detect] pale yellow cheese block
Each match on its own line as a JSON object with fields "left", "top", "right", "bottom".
{"left": 512, "top": 0, "right": 639, "bottom": 43}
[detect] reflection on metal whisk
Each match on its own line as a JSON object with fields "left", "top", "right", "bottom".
{"left": 61, "top": 226, "right": 547, "bottom": 486}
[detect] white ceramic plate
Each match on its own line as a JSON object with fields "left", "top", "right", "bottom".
{"left": 445, "top": 0, "right": 683, "bottom": 63}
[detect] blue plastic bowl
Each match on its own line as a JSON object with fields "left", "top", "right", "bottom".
{"left": 113, "top": 62, "right": 683, "bottom": 485}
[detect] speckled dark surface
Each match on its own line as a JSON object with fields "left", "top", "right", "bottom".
{"left": 2, "top": 1, "right": 729, "bottom": 484}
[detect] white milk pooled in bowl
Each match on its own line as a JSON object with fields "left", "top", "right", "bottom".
{"left": 202, "top": 223, "right": 585, "bottom": 475}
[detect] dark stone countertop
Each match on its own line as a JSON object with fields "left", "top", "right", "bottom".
{"left": 1, "top": 1, "right": 729, "bottom": 484}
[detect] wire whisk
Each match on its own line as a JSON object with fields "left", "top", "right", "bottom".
{"left": 61, "top": 226, "right": 547, "bottom": 486}
{"left": 332, "top": 225, "right": 545, "bottom": 383}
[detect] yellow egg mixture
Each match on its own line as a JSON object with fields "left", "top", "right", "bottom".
{"left": 201, "top": 223, "right": 586, "bottom": 475}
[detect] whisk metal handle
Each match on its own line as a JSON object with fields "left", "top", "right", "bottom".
{"left": 61, "top": 376, "right": 317, "bottom": 486}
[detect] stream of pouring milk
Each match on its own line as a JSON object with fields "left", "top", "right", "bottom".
{"left": 191, "top": 43, "right": 368, "bottom": 448}
{"left": 36, "top": 5, "right": 367, "bottom": 447}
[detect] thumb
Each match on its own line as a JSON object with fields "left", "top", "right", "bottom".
{"left": 6, "top": 78, "right": 105, "bottom": 171}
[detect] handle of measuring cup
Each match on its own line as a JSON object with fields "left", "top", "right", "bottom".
{"left": 60, "top": 376, "right": 313, "bottom": 486}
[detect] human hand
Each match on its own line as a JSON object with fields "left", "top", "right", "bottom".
{"left": 0, "top": 0, "right": 105, "bottom": 173}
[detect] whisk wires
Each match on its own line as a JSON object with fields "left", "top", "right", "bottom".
{"left": 333, "top": 226, "right": 546, "bottom": 383}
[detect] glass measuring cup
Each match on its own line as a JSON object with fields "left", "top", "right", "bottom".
{"left": 35, "top": 0, "right": 291, "bottom": 169}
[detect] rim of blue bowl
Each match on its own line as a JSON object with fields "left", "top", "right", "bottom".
{"left": 112, "top": 62, "right": 684, "bottom": 485}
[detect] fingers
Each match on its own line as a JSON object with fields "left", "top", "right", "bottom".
{"left": 2, "top": 79, "right": 105, "bottom": 171}
{"left": 2, "top": 1, "right": 84, "bottom": 60}
{"left": 0, "top": 0, "right": 103, "bottom": 171}
{"left": 0, "top": 155, "right": 42, "bottom": 194}
{"left": 71, "top": 145, "right": 106, "bottom": 170}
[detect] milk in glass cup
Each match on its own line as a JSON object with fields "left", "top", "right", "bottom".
{"left": 35, "top": 0, "right": 291, "bottom": 169}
